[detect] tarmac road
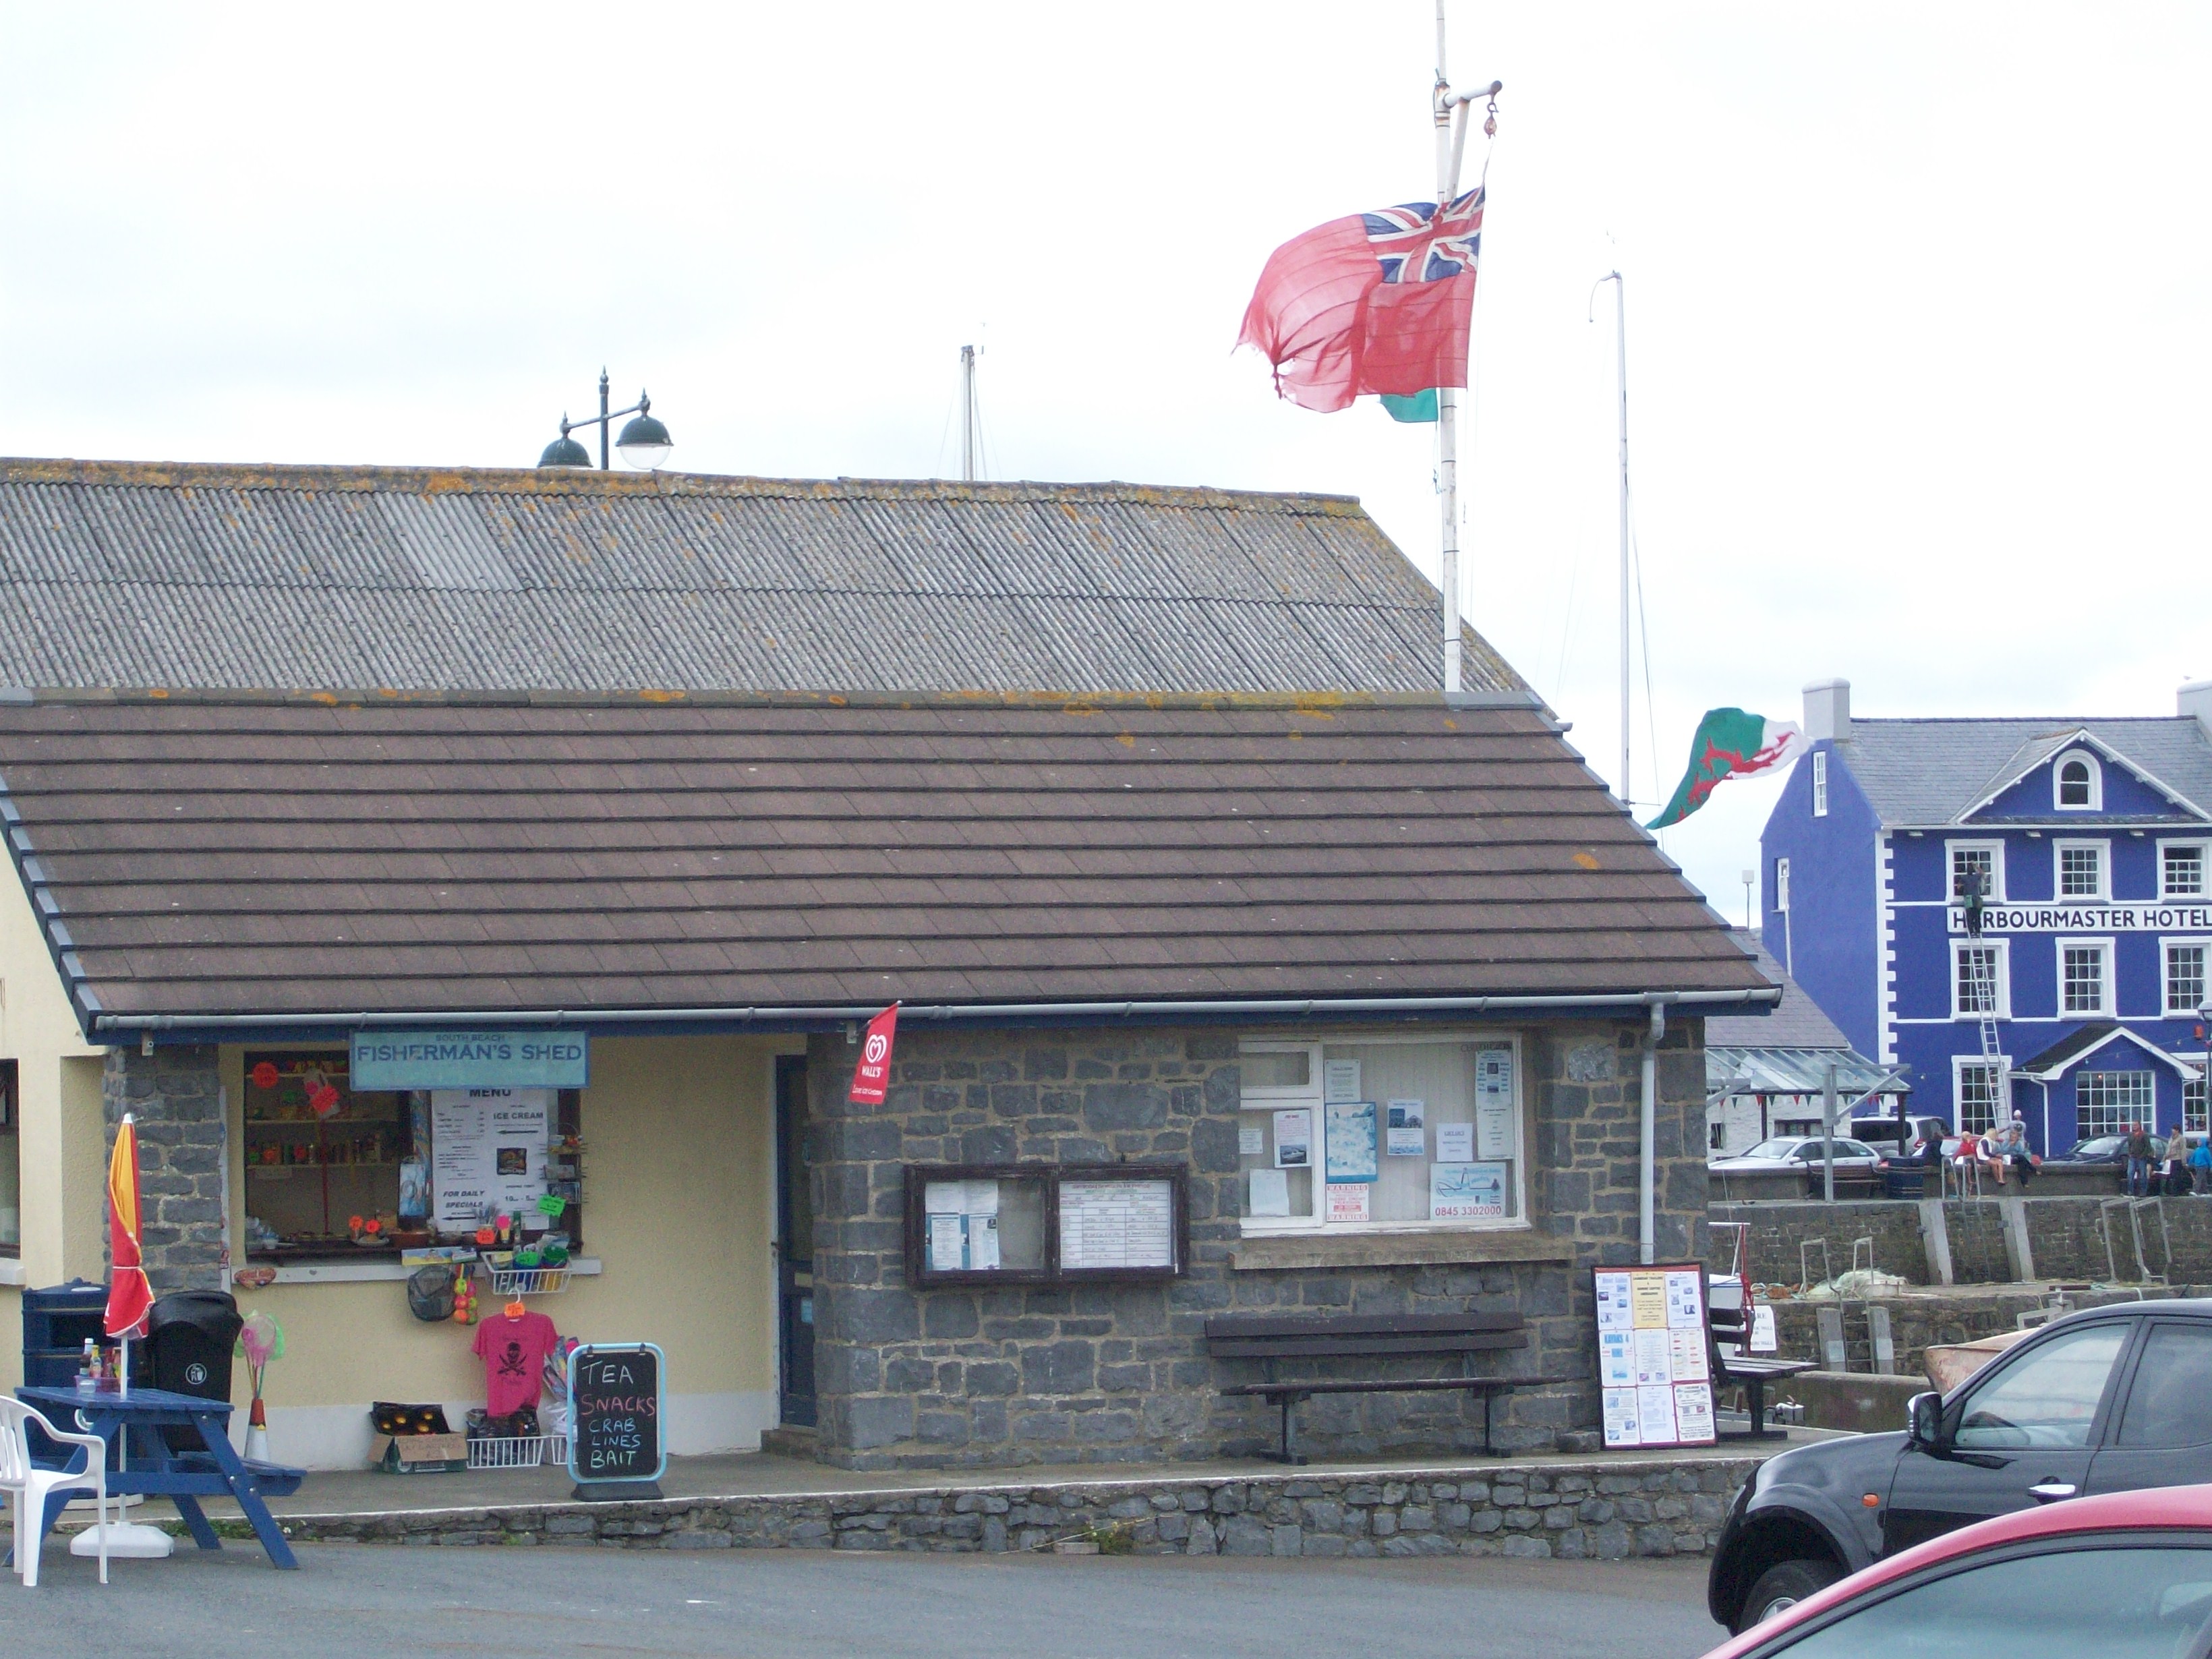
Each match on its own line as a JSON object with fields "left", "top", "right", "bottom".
{"left": 1, "top": 1542, "right": 1726, "bottom": 1658}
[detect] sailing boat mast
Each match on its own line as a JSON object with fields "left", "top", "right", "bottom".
{"left": 960, "top": 344, "right": 980, "bottom": 482}
{"left": 1594, "top": 270, "right": 1629, "bottom": 806}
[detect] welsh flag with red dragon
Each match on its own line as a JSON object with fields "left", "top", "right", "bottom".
{"left": 1646, "top": 709, "right": 1807, "bottom": 830}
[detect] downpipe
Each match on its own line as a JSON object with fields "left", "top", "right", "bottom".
{"left": 1641, "top": 1000, "right": 1668, "bottom": 1264}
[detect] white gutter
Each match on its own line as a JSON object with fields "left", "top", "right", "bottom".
{"left": 93, "top": 986, "right": 1765, "bottom": 1036}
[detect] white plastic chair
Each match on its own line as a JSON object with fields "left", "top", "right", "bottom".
{"left": 0, "top": 1397, "right": 112, "bottom": 1587}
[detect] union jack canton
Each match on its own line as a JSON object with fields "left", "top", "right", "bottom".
{"left": 1363, "top": 186, "right": 1485, "bottom": 285}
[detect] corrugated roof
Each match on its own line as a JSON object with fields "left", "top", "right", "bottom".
{"left": 0, "top": 690, "right": 1768, "bottom": 1028}
{"left": 1836, "top": 718, "right": 2212, "bottom": 826}
{"left": 1705, "top": 1047, "right": 1904, "bottom": 1097}
{"left": 0, "top": 460, "right": 1523, "bottom": 696}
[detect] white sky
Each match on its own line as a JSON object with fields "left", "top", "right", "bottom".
{"left": 3, "top": 3, "right": 2207, "bottom": 912}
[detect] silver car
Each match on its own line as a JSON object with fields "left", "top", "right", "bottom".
{"left": 1710, "top": 1134, "right": 1884, "bottom": 1173}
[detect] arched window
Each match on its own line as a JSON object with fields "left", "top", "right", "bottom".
{"left": 2055, "top": 752, "right": 2099, "bottom": 811}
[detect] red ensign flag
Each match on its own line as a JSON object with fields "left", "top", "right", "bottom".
{"left": 848, "top": 1003, "right": 900, "bottom": 1105}
{"left": 1238, "top": 187, "right": 1484, "bottom": 413}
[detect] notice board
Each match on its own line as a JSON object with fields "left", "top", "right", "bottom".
{"left": 1592, "top": 1262, "right": 1716, "bottom": 1449}
{"left": 566, "top": 1342, "right": 667, "bottom": 1486}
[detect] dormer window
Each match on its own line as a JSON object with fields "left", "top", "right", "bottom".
{"left": 2054, "top": 751, "right": 2101, "bottom": 811}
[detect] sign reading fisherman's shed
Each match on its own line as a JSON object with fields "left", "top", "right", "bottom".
{"left": 352, "top": 1030, "right": 589, "bottom": 1090}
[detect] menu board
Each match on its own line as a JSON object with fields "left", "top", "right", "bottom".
{"left": 1059, "top": 1177, "right": 1175, "bottom": 1271}
{"left": 566, "top": 1342, "right": 666, "bottom": 1488}
{"left": 429, "top": 1088, "right": 552, "bottom": 1233}
{"left": 1593, "top": 1263, "right": 1716, "bottom": 1449}
{"left": 1475, "top": 1047, "right": 1515, "bottom": 1159}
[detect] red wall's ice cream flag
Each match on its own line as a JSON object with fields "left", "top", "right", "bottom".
{"left": 1646, "top": 709, "right": 1807, "bottom": 830}
{"left": 1239, "top": 189, "right": 1484, "bottom": 414}
{"left": 105, "top": 1113, "right": 153, "bottom": 1339}
{"left": 848, "top": 1003, "right": 901, "bottom": 1105}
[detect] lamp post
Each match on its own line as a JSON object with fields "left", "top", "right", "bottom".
{"left": 538, "top": 369, "right": 673, "bottom": 471}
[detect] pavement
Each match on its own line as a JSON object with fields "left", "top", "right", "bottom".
{"left": 0, "top": 1540, "right": 1729, "bottom": 1659}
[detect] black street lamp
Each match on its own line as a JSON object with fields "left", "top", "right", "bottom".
{"left": 538, "top": 369, "right": 673, "bottom": 470}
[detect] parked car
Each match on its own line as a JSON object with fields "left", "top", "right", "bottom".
{"left": 1699, "top": 1482, "right": 2212, "bottom": 1658}
{"left": 1708, "top": 1298, "right": 2212, "bottom": 1634}
{"left": 1710, "top": 1136, "right": 1884, "bottom": 1174}
{"left": 1845, "top": 1117, "right": 1911, "bottom": 1157}
{"left": 2054, "top": 1132, "right": 2165, "bottom": 1164}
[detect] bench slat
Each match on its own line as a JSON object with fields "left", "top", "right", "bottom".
{"left": 1225, "top": 1375, "right": 1577, "bottom": 1399}
{"left": 1204, "top": 1313, "right": 1525, "bottom": 1340}
{"left": 1209, "top": 1331, "right": 1530, "bottom": 1360}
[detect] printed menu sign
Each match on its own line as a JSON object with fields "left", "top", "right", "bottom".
{"left": 1591, "top": 1264, "right": 1716, "bottom": 1449}
{"left": 429, "top": 1088, "right": 551, "bottom": 1232}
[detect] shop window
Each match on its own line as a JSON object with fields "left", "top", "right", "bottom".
{"left": 1236, "top": 1036, "right": 1523, "bottom": 1233}
{"left": 1956, "top": 1061, "right": 2002, "bottom": 1136}
{"left": 2054, "top": 753, "right": 2100, "bottom": 810}
{"left": 2060, "top": 941, "right": 2111, "bottom": 1016}
{"left": 2056, "top": 842, "right": 2107, "bottom": 900}
{"left": 243, "top": 1051, "right": 408, "bottom": 1260}
{"left": 2167, "top": 943, "right": 2209, "bottom": 1018}
{"left": 2076, "top": 1070, "right": 2155, "bottom": 1140}
{"left": 2163, "top": 843, "right": 2207, "bottom": 898}
{"left": 1949, "top": 842, "right": 2002, "bottom": 903}
{"left": 1952, "top": 942, "right": 2008, "bottom": 1018}
{"left": 245, "top": 1056, "right": 583, "bottom": 1260}
{"left": 0, "top": 1060, "right": 18, "bottom": 1256}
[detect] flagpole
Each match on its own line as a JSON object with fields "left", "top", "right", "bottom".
{"left": 1612, "top": 272, "right": 1629, "bottom": 809}
{"left": 1434, "top": 3, "right": 1461, "bottom": 694}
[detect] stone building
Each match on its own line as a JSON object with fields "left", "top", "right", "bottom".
{"left": 0, "top": 461, "right": 1770, "bottom": 1469}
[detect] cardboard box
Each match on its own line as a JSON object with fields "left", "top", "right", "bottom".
{"left": 372, "top": 1432, "right": 469, "bottom": 1474}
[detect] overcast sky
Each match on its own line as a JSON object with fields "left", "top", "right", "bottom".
{"left": 3, "top": 3, "right": 2206, "bottom": 912}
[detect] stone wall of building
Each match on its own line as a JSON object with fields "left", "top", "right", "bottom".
{"left": 101, "top": 1045, "right": 227, "bottom": 1293}
{"left": 804, "top": 1017, "right": 1707, "bottom": 1470}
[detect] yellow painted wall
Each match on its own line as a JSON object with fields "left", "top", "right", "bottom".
{"left": 0, "top": 854, "right": 109, "bottom": 1291}
{"left": 221, "top": 1035, "right": 788, "bottom": 1452}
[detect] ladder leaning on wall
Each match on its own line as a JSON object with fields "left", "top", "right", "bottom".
{"left": 1966, "top": 946, "right": 2006, "bottom": 1135}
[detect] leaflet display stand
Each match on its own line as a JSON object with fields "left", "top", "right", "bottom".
{"left": 1592, "top": 1262, "right": 1718, "bottom": 1450}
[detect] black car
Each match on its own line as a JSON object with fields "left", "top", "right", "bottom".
{"left": 1708, "top": 1298, "right": 2212, "bottom": 1633}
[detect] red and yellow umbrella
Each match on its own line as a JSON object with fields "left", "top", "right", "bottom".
{"left": 105, "top": 1114, "right": 153, "bottom": 1341}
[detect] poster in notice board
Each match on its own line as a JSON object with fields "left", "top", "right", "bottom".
{"left": 566, "top": 1342, "right": 667, "bottom": 1488}
{"left": 1592, "top": 1262, "right": 1716, "bottom": 1450}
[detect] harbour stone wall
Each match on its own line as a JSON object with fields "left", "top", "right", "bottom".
{"left": 804, "top": 1018, "right": 1706, "bottom": 1470}
{"left": 271, "top": 1455, "right": 1761, "bottom": 1558}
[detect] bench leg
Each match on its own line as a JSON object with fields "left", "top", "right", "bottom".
{"left": 1483, "top": 1389, "right": 1496, "bottom": 1458}
{"left": 1263, "top": 1393, "right": 1310, "bottom": 1466}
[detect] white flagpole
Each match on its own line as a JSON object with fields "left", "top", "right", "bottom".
{"left": 1434, "top": 4, "right": 1461, "bottom": 694}
{"left": 1612, "top": 272, "right": 1630, "bottom": 807}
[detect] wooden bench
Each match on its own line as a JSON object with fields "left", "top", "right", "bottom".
{"left": 1205, "top": 1313, "right": 1575, "bottom": 1465}
{"left": 1708, "top": 1298, "right": 1815, "bottom": 1440}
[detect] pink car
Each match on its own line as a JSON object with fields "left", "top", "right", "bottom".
{"left": 1699, "top": 1482, "right": 2212, "bottom": 1658}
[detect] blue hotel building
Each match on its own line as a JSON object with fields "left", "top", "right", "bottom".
{"left": 1760, "top": 679, "right": 2212, "bottom": 1152}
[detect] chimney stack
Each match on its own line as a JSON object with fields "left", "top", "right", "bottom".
{"left": 2182, "top": 679, "right": 2212, "bottom": 739}
{"left": 1803, "top": 678, "right": 1851, "bottom": 744}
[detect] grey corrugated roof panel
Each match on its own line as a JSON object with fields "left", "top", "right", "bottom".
{"left": 0, "top": 460, "right": 1530, "bottom": 697}
{"left": 1838, "top": 718, "right": 2212, "bottom": 825}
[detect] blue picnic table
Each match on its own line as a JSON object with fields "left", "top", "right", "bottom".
{"left": 13, "top": 1385, "right": 304, "bottom": 1569}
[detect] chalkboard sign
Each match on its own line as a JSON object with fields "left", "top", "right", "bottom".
{"left": 566, "top": 1341, "right": 666, "bottom": 1490}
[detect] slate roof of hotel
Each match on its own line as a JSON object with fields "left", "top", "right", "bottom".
{"left": 1836, "top": 718, "right": 2212, "bottom": 826}
{"left": 0, "top": 691, "right": 1772, "bottom": 1031}
{"left": 0, "top": 459, "right": 1523, "bottom": 696}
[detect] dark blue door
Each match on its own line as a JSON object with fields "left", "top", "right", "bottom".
{"left": 774, "top": 1056, "right": 816, "bottom": 1428}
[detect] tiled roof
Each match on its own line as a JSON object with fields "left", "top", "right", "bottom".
{"left": 1836, "top": 718, "right": 2212, "bottom": 826}
{"left": 1705, "top": 930, "right": 1851, "bottom": 1048}
{"left": 0, "top": 691, "right": 1770, "bottom": 1031}
{"left": 0, "top": 459, "right": 1523, "bottom": 696}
